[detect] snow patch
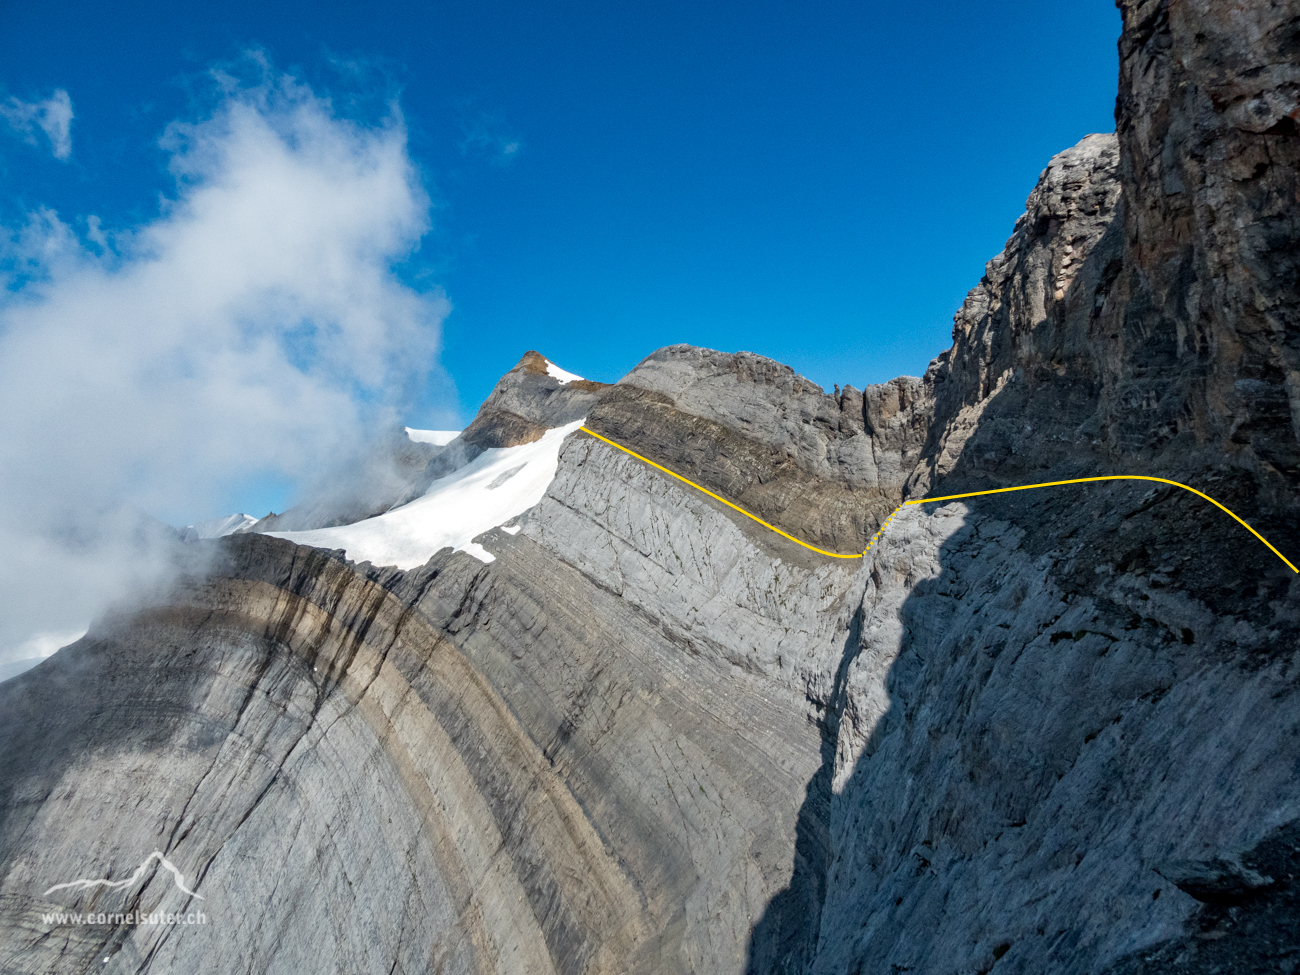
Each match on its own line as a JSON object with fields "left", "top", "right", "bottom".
{"left": 189, "top": 513, "right": 258, "bottom": 538}
{"left": 405, "top": 427, "right": 460, "bottom": 446}
{"left": 544, "top": 359, "right": 584, "bottom": 385}
{"left": 272, "top": 419, "right": 584, "bottom": 568}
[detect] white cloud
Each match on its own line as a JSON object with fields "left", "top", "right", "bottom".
{"left": 0, "top": 69, "right": 448, "bottom": 664}
{"left": 85, "top": 214, "right": 108, "bottom": 250}
{"left": 1, "top": 89, "right": 73, "bottom": 160}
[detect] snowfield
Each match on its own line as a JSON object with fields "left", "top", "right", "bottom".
{"left": 271, "top": 419, "right": 585, "bottom": 567}
{"left": 404, "top": 427, "right": 461, "bottom": 445}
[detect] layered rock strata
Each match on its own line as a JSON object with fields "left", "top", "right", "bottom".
{"left": 586, "top": 348, "right": 928, "bottom": 555}
{"left": 462, "top": 350, "right": 609, "bottom": 451}
{"left": 0, "top": 483, "right": 860, "bottom": 974}
{"left": 3, "top": 2, "right": 1300, "bottom": 974}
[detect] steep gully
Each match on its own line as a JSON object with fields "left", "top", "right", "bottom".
{"left": 3, "top": 2, "right": 1300, "bottom": 973}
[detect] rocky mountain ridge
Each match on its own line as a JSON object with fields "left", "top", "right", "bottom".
{"left": 2, "top": 2, "right": 1300, "bottom": 973}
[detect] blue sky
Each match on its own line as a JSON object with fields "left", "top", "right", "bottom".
{"left": 0, "top": 0, "right": 1119, "bottom": 521}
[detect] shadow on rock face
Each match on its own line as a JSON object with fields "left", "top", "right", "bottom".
{"left": 771, "top": 211, "right": 1300, "bottom": 967}
{"left": 805, "top": 471, "right": 1300, "bottom": 973}
{"left": 738, "top": 70, "right": 1300, "bottom": 964}
{"left": 743, "top": 609, "right": 860, "bottom": 975}
{"left": 1104, "top": 821, "right": 1300, "bottom": 974}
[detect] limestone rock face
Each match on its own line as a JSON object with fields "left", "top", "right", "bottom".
{"left": 800, "top": 5, "right": 1300, "bottom": 969}
{"left": 587, "top": 346, "right": 928, "bottom": 555}
{"left": 462, "top": 350, "right": 608, "bottom": 451}
{"left": 0, "top": 520, "right": 853, "bottom": 975}
{"left": 3, "top": 4, "right": 1300, "bottom": 974}
{"left": 909, "top": 132, "right": 1124, "bottom": 497}
{"left": 1108, "top": 0, "right": 1300, "bottom": 477}
{"left": 810, "top": 493, "right": 1300, "bottom": 973}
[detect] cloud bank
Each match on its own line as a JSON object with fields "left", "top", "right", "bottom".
{"left": 1, "top": 89, "right": 73, "bottom": 160}
{"left": 0, "top": 69, "right": 447, "bottom": 666}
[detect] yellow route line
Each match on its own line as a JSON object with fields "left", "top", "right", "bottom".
{"left": 907, "top": 476, "right": 1298, "bottom": 573}
{"left": 579, "top": 426, "right": 1296, "bottom": 573}
{"left": 580, "top": 425, "right": 878, "bottom": 559}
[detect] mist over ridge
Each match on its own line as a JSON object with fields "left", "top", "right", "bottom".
{"left": 0, "top": 61, "right": 448, "bottom": 665}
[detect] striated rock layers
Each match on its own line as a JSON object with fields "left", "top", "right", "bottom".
{"left": 584, "top": 347, "right": 928, "bottom": 556}
{"left": 3, "top": 2, "right": 1300, "bottom": 973}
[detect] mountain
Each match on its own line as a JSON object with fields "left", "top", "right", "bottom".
{"left": 3, "top": 3, "right": 1300, "bottom": 973}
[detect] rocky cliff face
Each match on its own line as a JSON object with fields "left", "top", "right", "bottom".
{"left": 1110, "top": 0, "right": 1300, "bottom": 479}
{"left": 908, "top": 132, "right": 1123, "bottom": 496}
{"left": 3, "top": 3, "right": 1300, "bottom": 974}
{"left": 805, "top": 4, "right": 1300, "bottom": 970}
{"left": 586, "top": 347, "right": 927, "bottom": 556}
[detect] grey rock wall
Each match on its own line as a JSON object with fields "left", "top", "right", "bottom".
{"left": 1109, "top": 0, "right": 1300, "bottom": 478}
{"left": 587, "top": 346, "right": 927, "bottom": 555}
{"left": 0, "top": 447, "right": 868, "bottom": 974}
{"left": 3, "top": 3, "right": 1300, "bottom": 974}
{"left": 794, "top": 7, "right": 1300, "bottom": 964}
{"left": 810, "top": 490, "right": 1300, "bottom": 973}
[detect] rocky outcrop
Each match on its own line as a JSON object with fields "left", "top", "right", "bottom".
{"left": 461, "top": 351, "right": 608, "bottom": 451}
{"left": 587, "top": 347, "right": 928, "bottom": 555}
{"left": 908, "top": 132, "right": 1123, "bottom": 496}
{"left": 399, "top": 351, "right": 610, "bottom": 500}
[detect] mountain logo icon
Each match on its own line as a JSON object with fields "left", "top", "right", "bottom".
{"left": 43, "top": 851, "right": 204, "bottom": 900}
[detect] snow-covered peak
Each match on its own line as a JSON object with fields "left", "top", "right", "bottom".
{"left": 544, "top": 358, "right": 584, "bottom": 385}
{"left": 405, "top": 427, "right": 461, "bottom": 446}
